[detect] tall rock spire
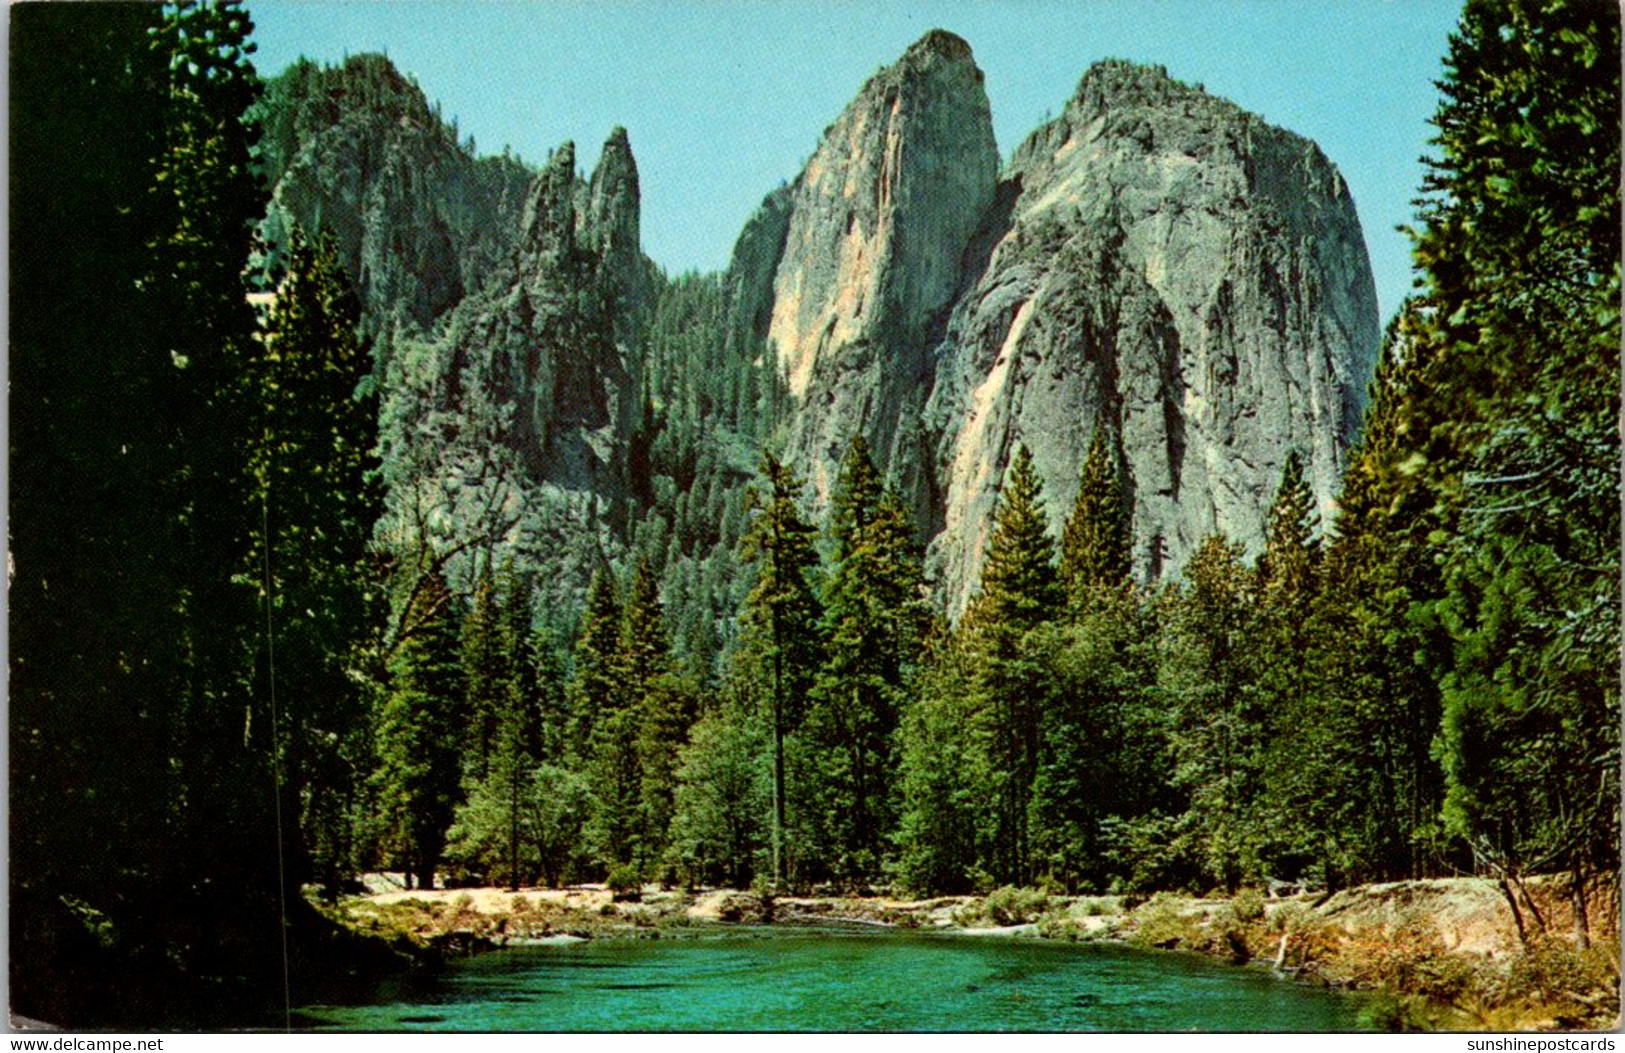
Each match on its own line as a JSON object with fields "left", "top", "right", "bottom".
{"left": 587, "top": 126, "right": 640, "bottom": 267}
{"left": 759, "top": 28, "right": 1000, "bottom": 501}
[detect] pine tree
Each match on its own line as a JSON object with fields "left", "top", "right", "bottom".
{"left": 1281, "top": 313, "right": 1451, "bottom": 886}
{"left": 635, "top": 671, "right": 699, "bottom": 881}
{"left": 1058, "top": 424, "right": 1132, "bottom": 611}
{"left": 1029, "top": 588, "right": 1162, "bottom": 893}
{"left": 1047, "top": 424, "right": 1144, "bottom": 890}
{"left": 373, "top": 573, "right": 464, "bottom": 890}
{"left": 737, "top": 452, "right": 823, "bottom": 889}
{"left": 566, "top": 566, "right": 622, "bottom": 761}
{"left": 13, "top": 0, "right": 293, "bottom": 1021}
{"left": 246, "top": 228, "right": 382, "bottom": 893}
{"left": 12, "top": 4, "right": 177, "bottom": 1022}
{"left": 808, "top": 439, "right": 929, "bottom": 882}
{"left": 1161, "top": 534, "right": 1260, "bottom": 893}
{"left": 619, "top": 557, "right": 670, "bottom": 700}
{"left": 461, "top": 572, "right": 508, "bottom": 782}
{"left": 827, "top": 436, "right": 885, "bottom": 561}
{"left": 963, "top": 445, "right": 1061, "bottom": 886}
{"left": 613, "top": 556, "right": 694, "bottom": 876}
{"left": 970, "top": 446, "right": 1063, "bottom": 635}
{"left": 1257, "top": 452, "right": 1319, "bottom": 603}
{"left": 895, "top": 628, "right": 997, "bottom": 894}
{"left": 141, "top": 2, "right": 274, "bottom": 940}
{"left": 448, "top": 567, "right": 539, "bottom": 890}
{"left": 1408, "top": 0, "right": 1619, "bottom": 945}
{"left": 1250, "top": 452, "right": 1331, "bottom": 882}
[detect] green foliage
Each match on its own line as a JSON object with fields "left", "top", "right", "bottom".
{"left": 567, "top": 566, "right": 622, "bottom": 760}
{"left": 982, "top": 886, "right": 1051, "bottom": 927}
{"left": 446, "top": 563, "right": 554, "bottom": 889}
{"left": 738, "top": 453, "right": 824, "bottom": 888}
{"left": 445, "top": 763, "right": 589, "bottom": 889}
{"left": 967, "top": 446, "right": 1062, "bottom": 635}
{"left": 460, "top": 573, "right": 509, "bottom": 782}
{"left": 606, "top": 863, "right": 643, "bottom": 900}
{"left": 1058, "top": 424, "right": 1133, "bottom": 608}
{"left": 1249, "top": 453, "right": 1328, "bottom": 882}
{"left": 1228, "top": 887, "right": 1266, "bottom": 924}
{"left": 1160, "top": 535, "right": 1262, "bottom": 893}
{"left": 1029, "top": 591, "right": 1164, "bottom": 892}
{"left": 372, "top": 574, "right": 464, "bottom": 889}
{"left": 1257, "top": 451, "right": 1319, "bottom": 603}
{"left": 1409, "top": 0, "right": 1621, "bottom": 893}
{"left": 805, "top": 438, "right": 930, "bottom": 884}
{"left": 635, "top": 672, "right": 701, "bottom": 881}
{"left": 247, "top": 228, "right": 383, "bottom": 892}
{"left": 17, "top": 5, "right": 1622, "bottom": 1030}
{"left": 667, "top": 698, "right": 769, "bottom": 889}
{"left": 9, "top": 0, "right": 314, "bottom": 1024}
{"left": 1127, "top": 894, "right": 1206, "bottom": 950}
{"left": 961, "top": 446, "right": 1061, "bottom": 887}
{"left": 893, "top": 634, "right": 996, "bottom": 895}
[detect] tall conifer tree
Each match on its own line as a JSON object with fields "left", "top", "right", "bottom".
{"left": 247, "top": 229, "right": 381, "bottom": 892}
{"left": 809, "top": 439, "right": 928, "bottom": 881}
{"left": 373, "top": 573, "right": 464, "bottom": 890}
{"left": 738, "top": 453, "right": 823, "bottom": 889}
{"left": 1161, "top": 534, "right": 1259, "bottom": 892}
{"left": 567, "top": 566, "right": 622, "bottom": 761}
{"left": 1409, "top": 0, "right": 1620, "bottom": 941}
{"left": 1059, "top": 425, "right": 1132, "bottom": 610}
{"left": 965, "top": 445, "right": 1060, "bottom": 886}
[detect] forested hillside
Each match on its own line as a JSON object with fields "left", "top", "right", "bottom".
{"left": 9, "top": 0, "right": 1619, "bottom": 1028}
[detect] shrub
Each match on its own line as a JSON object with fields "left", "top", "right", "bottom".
{"left": 985, "top": 885, "right": 1049, "bottom": 926}
{"left": 1129, "top": 893, "right": 1202, "bottom": 949}
{"left": 1075, "top": 896, "right": 1120, "bottom": 917}
{"left": 607, "top": 864, "right": 643, "bottom": 902}
{"left": 1230, "top": 887, "right": 1266, "bottom": 924}
{"left": 1505, "top": 935, "right": 1620, "bottom": 1009}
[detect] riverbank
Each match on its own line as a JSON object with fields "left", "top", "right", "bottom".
{"left": 324, "top": 875, "right": 1619, "bottom": 1031}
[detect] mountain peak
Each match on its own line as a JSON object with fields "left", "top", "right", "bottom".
{"left": 588, "top": 126, "right": 642, "bottom": 265}
{"left": 519, "top": 140, "right": 580, "bottom": 262}
{"left": 903, "top": 28, "right": 975, "bottom": 64}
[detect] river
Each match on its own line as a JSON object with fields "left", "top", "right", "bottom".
{"left": 298, "top": 927, "right": 1370, "bottom": 1031}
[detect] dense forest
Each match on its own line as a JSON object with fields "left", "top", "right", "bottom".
{"left": 10, "top": 0, "right": 1620, "bottom": 1027}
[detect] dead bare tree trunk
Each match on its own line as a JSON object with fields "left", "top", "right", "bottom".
{"left": 1508, "top": 870, "right": 1549, "bottom": 936}
{"left": 1570, "top": 860, "right": 1591, "bottom": 951}
{"left": 1497, "top": 876, "right": 1529, "bottom": 949}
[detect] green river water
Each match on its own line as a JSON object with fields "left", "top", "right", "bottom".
{"left": 298, "top": 928, "right": 1371, "bottom": 1031}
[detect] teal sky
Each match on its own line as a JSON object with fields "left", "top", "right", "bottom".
{"left": 250, "top": 0, "right": 1465, "bottom": 325}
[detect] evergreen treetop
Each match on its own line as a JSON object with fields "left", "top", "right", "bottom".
{"left": 1058, "top": 424, "right": 1132, "bottom": 609}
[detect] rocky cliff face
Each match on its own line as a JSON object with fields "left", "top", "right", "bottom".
{"left": 261, "top": 42, "right": 1379, "bottom": 614}
{"left": 730, "top": 45, "right": 1379, "bottom": 612}
{"left": 257, "top": 54, "right": 532, "bottom": 334}
{"left": 922, "top": 61, "right": 1379, "bottom": 609}
{"left": 443, "top": 131, "right": 653, "bottom": 495}
{"left": 746, "top": 30, "right": 1000, "bottom": 502}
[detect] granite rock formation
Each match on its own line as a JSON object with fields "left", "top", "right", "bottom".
{"left": 747, "top": 30, "right": 1000, "bottom": 503}
{"left": 260, "top": 39, "right": 1381, "bottom": 613}
{"left": 727, "top": 45, "right": 1380, "bottom": 611}
{"left": 441, "top": 131, "right": 655, "bottom": 494}
{"left": 257, "top": 54, "right": 532, "bottom": 334}
{"left": 921, "top": 60, "right": 1380, "bottom": 610}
